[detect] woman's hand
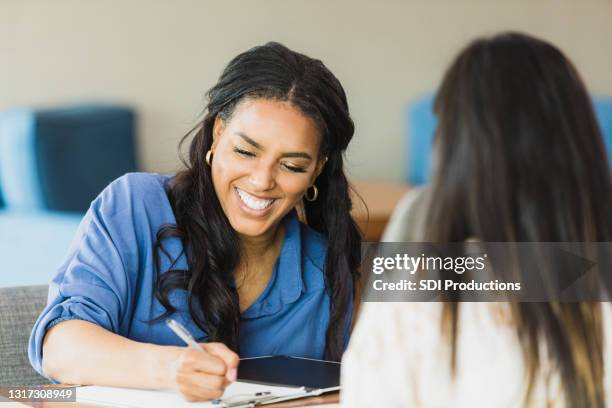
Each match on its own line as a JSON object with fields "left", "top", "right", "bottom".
{"left": 41, "top": 320, "right": 239, "bottom": 397}
{"left": 172, "top": 342, "right": 240, "bottom": 402}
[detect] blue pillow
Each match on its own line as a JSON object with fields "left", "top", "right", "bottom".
{"left": 593, "top": 98, "right": 612, "bottom": 165}
{"left": 0, "top": 109, "right": 43, "bottom": 210}
{"left": 0, "top": 104, "right": 138, "bottom": 212}
{"left": 405, "top": 94, "right": 436, "bottom": 185}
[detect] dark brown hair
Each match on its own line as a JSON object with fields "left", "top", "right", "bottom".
{"left": 152, "top": 42, "right": 361, "bottom": 361}
{"left": 427, "top": 32, "right": 612, "bottom": 406}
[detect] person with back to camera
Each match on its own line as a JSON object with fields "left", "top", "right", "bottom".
{"left": 28, "top": 42, "right": 361, "bottom": 402}
{"left": 341, "top": 32, "right": 612, "bottom": 407}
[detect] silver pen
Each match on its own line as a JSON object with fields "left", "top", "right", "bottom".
{"left": 166, "top": 318, "right": 205, "bottom": 352}
{"left": 212, "top": 392, "right": 275, "bottom": 408}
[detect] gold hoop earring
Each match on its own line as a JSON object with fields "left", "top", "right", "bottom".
{"left": 205, "top": 150, "right": 213, "bottom": 166}
{"left": 305, "top": 185, "right": 318, "bottom": 202}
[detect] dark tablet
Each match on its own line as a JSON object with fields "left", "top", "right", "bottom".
{"left": 237, "top": 355, "right": 341, "bottom": 390}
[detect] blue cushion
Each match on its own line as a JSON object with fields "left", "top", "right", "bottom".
{"left": 0, "top": 104, "right": 137, "bottom": 212}
{"left": 406, "top": 94, "right": 436, "bottom": 185}
{"left": 0, "top": 210, "right": 82, "bottom": 287}
{"left": 0, "top": 110, "right": 42, "bottom": 210}
{"left": 405, "top": 95, "right": 612, "bottom": 185}
{"left": 593, "top": 98, "right": 612, "bottom": 165}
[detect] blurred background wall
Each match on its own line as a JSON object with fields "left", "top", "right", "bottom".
{"left": 2, "top": 0, "right": 611, "bottom": 181}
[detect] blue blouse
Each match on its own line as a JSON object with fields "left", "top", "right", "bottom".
{"left": 28, "top": 173, "right": 350, "bottom": 378}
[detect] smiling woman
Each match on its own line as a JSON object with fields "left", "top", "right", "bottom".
{"left": 28, "top": 42, "right": 361, "bottom": 402}
{"left": 211, "top": 99, "right": 324, "bottom": 238}
{"left": 209, "top": 99, "right": 328, "bottom": 313}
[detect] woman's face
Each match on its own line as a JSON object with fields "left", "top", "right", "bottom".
{"left": 210, "top": 98, "right": 325, "bottom": 239}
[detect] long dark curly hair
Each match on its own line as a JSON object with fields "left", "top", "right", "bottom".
{"left": 153, "top": 42, "right": 361, "bottom": 361}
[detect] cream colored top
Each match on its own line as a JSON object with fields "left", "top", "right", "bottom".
{"left": 340, "top": 189, "right": 612, "bottom": 407}
{"left": 342, "top": 301, "right": 612, "bottom": 407}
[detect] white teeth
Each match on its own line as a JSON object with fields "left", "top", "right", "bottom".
{"left": 236, "top": 188, "right": 274, "bottom": 211}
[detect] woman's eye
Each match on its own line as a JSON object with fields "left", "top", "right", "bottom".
{"left": 233, "top": 147, "right": 255, "bottom": 157}
{"left": 233, "top": 147, "right": 305, "bottom": 173}
{"left": 282, "top": 163, "right": 307, "bottom": 173}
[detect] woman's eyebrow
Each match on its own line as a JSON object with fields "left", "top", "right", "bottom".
{"left": 235, "top": 132, "right": 313, "bottom": 160}
{"left": 282, "top": 152, "right": 312, "bottom": 160}
{"left": 236, "top": 132, "right": 263, "bottom": 150}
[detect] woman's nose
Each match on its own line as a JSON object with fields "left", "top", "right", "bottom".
{"left": 248, "top": 162, "right": 276, "bottom": 192}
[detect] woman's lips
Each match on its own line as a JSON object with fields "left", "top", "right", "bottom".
{"left": 234, "top": 187, "right": 277, "bottom": 216}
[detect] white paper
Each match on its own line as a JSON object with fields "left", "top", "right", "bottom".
{"left": 76, "top": 381, "right": 305, "bottom": 408}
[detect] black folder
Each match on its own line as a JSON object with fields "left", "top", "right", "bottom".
{"left": 237, "top": 355, "right": 340, "bottom": 390}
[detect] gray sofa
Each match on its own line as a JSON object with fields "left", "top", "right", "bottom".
{"left": 0, "top": 285, "right": 49, "bottom": 386}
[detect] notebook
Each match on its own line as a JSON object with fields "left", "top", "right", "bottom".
{"left": 76, "top": 381, "right": 307, "bottom": 407}
{"left": 76, "top": 356, "right": 340, "bottom": 407}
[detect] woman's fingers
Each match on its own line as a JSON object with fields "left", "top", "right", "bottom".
{"left": 177, "top": 382, "right": 224, "bottom": 402}
{"left": 180, "top": 347, "right": 227, "bottom": 376}
{"left": 202, "top": 342, "right": 240, "bottom": 381}
{"left": 173, "top": 343, "right": 240, "bottom": 401}
{"left": 174, "top": 347, "right": 232, "bottom": 401}
{"left": 176, "top": 370, "right": 228, "bottom": 401}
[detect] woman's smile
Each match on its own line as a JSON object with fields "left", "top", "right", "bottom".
{"left": 234, "top": 186, "right": 277, "bottom": 217}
